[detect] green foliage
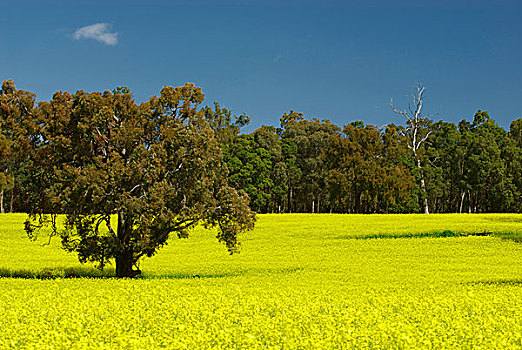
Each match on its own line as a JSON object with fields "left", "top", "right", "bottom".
{"left": 325, "top": 122, "right": 414, "bottom": 213}
{"left": 422, "top": 111, "right": 521, "bottom": 213}
{"left": 3, "top": 79, "right": 522, "bottom": 217}
{"left": 0, "top": 79, "right": 37, "bottom": 213}
{"left": 0, "top": 172, "right": 14, "bottom": 191}
{"left": 225, "top": 134, "right": 274, "bottom": 212}
{"left": 279, "top": 115, "right": 341, "bottom": 213}
{"left": 202, "top": 102, "right": 250, "bottom": 145}
{"left": 353, "top": 229, "right": 495, "bottom": 240}
{"left": 24, "top": 84, "right": 255, "bottom": 277}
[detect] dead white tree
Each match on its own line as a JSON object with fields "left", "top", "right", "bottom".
{"left": 389, "top": 84, "right": 432, "bottom": 214}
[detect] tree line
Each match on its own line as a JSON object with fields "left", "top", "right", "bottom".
{"left": 217, "top": 86, "right": 522, "bottom": 215}
{"left": 2, "top": 80, "right": 522, "bottom": 217}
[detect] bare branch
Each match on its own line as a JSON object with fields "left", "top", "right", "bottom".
{"left": 42, "top": 214, "right": 58, "bottom": 246}
{"left": 416, "top": 131, "right": 432, "bottom": 150}
{"left": 389, "top": 84, "right": 432, "bottom": 214}
{"left": 389, "top": 99, "right": 407, "bottom": 116}
{"left": 105, "top": 216, "right": 117, "bottom": 238}
{"left": 153, "top": 215, "right": 204, "bottom": 244}
{"left": 129, "top": 184, "right": 141, "bottom": 193}
{"left": 390, "top": 99, "right": 414, "bottom": 124}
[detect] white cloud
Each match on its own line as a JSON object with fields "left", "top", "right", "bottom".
{"left": 73, "top": 23, "right": 118, "bottom": 46}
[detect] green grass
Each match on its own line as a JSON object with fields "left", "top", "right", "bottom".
{"left": 1, "top": 213, "right": 522, "bottom": 348}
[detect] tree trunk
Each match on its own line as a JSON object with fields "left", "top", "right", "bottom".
{"left": 417, "top": 158, "right": 429, "bottom": 214}
{"left": 115, "top": 250, "right": 137, "bottom": 277}
{"left": 9, "top": 189, "right": 14, "bottom": 213}
{"left": 0, "top": 189, "right": 4, "bottom": 214}
{"left": 459, "top": 191, "right": 466, "bottom": 214}
{"left": 289, "top": 187, "right": 293, "bottom": 213}
{"left": 115, "top": 212, "right": 140, "bottom": 277}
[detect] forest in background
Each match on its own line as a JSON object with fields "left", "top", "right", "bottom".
{"left": 2, "top": 79, "right": 522, "bottom": 215}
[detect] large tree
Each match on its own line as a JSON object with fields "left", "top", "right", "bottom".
{"left": 463, "top": 111, "right": 516, "bottom": 213}
{"left": 508, "top": 118, "right": 522, "bottom": 212}
{"left": 325, "top": 122, "right": 414, "bottom": 213}
{"left": 25, "top": 84, "right": 255, "bottom": 277}
{"left": 424, "top": 120, "right": 463, "bottom": 213}
{"left": 279, "top": 112, "right": 340, "bottom": 213}
{"left": 0, "top": 79, "right": 37, "bottom": 213}
{"left": 225, "top": 133, "right": 274, "bottom": 213}
{"left": 390, "top": 84, "right": 433, "bottom": 214}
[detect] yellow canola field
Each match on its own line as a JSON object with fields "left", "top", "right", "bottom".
{"left": 1, "top": 213, "right": 522, "bottom": 349}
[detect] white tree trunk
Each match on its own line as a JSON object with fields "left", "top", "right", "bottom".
{"left": 417, "top": 158, "right": 429, "bottom": 214}
{"left": 459, "top": 191, "right": 466, "bottom": 214}
{"left": 390, "top": 85, "right": 432, "bottom": 215}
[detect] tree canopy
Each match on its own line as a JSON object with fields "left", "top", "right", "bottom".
{"left": 0, "top": 79, "right": 37, "bottom": 213}
{"left": 23, "top": 83, "right": 255, "bottom": 277}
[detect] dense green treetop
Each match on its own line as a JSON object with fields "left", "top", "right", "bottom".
{"left": 24, "top": 83, "right": 255, "bottom": 277}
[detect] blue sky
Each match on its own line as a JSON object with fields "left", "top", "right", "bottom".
{"left": 1, "top": 0, "right": 521, "bottom": 131}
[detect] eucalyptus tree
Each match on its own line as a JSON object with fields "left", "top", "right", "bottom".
{"left": 26, "top": 84, "right": 255, "bottom": 277}
{"left": 508, "top": 118, "right": 522, "bottom": 212}
{"left": 510, "top": 118, "right": 522, "bottom": 149}
{"left": 278, "top": 111, "right": 303, "bottom": 213}
{"left": 253, "top": 125, "right": 286, "bottom": 213}
{"left": 0, "top": 125, "right": 10, "bottom": 213}
{"left": 390, "top": 84, "right": 433, "bottom": 214}
{"left": 279, "top": 112, "right": 340, "bottom": 213}
{"left": 225, "top": 133, "right": 274, "bottom": 213}
{"left": 202, "top": 102, "right": 250, "bottom": 146}
{"left": 0, "top": 79, "right": 37, "bottom": 213}
{"left": 325, "top": 122, "right": 414, "bottom": 213}
{"left": 465, "top": 111, "right": 516, "bottom": 212}
{"left": 423, "top": 121, "right": 462, "bottom": 212}
{"left": 380, "top": 123, "right": 416, "bottom": 213}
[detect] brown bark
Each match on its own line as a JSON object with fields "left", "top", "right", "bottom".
{"left": 0, "top": 189, "right": 4, "bottom": 214}
{"left": 288, "top": 186, "right": 293, "bottom": 213}
{"left": 115, "top": 250, "right": 139, "bottom": 278}
{"left": 115, "top": 212, "right": 140, "bottom": 277}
